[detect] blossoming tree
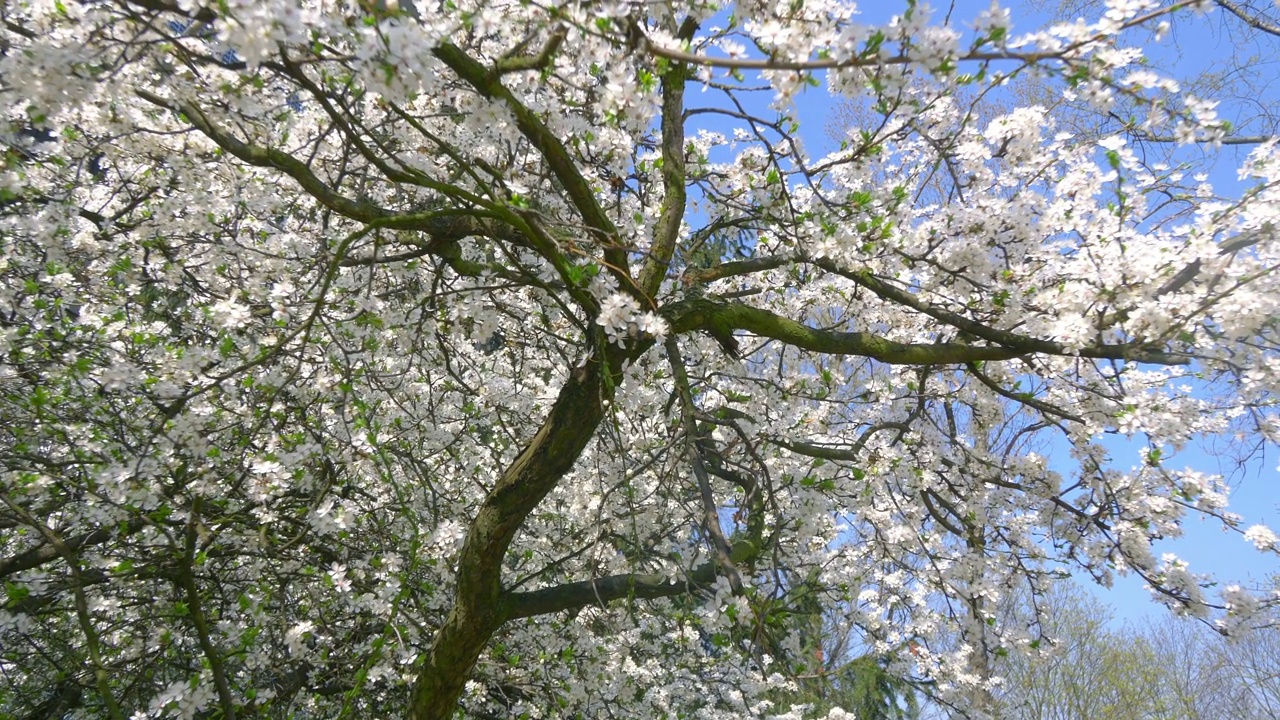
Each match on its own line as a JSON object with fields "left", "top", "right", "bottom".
{"left": 1, "top": 0, "right": 1277, "bottom": 718}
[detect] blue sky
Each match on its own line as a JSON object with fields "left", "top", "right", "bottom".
{"left": 1089, "top": 432, "right": 1278, "bottom": 624}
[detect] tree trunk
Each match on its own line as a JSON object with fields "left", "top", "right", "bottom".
{"left": 407, "top": 348, "right": 620, "bottom": 720}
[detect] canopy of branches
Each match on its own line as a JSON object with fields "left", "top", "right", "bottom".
{"left": 1, "top": 0, "right": 1278, "bottom": 718}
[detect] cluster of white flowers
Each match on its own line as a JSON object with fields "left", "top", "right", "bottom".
{"left": 973, "top": 1, "right": 1011, "bottom": 37}
{"left": 146, "top": 676, "right": 216, "bottom": 720}
{"left": 285, "top": 620, "right": 317, "bottom": 656}
{"left": 1244, "top": 524, "right": 1279, "bottom": 551}
{"left": 596, "top": 292, "right": 668, "bottom": 346}
{"left": 208, "top": 297, "right": 252, "bottom": 329}
{"left": 310, "top": 496, "right": 352, "bottom": 535}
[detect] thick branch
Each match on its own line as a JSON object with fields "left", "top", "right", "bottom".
{"left": 0, "top": 497, "right": 125, "bottom": 720}
{"left": 666, "top": 337, "right": 743, "bottom": 594}
{"left": 921, "top": 489, "right": 967, "bottom": 537}
{"left": 809, "top": 261, "right": 1188, "bottom": 364}
{"left": 408, "top": 336, "right": 640, "bottom": 720}
{"left": 1130, "top": 132, "right": 1276, "bottom": 145}
{"left": 120, "top": 0, "right": 217, "bottom": 22}
{"left": 138, "top": 90, "right": 387, "bottom": 223}
{"left": 0, "top": 517, "right": 145, "bottom": 579}
{"left": 502, "top": 535, "right": 761, "bottom": 620}
{"left": 685, "top": 253, "right": 797, "bottom": 285}
{"left": 639, "top": 18, "right": 696, "bottom": 298}
{"left": 1155, "top": 224, "right": 1274, "bottom": 297}
{"left": 495, "top": 29, "right": 567, "bottom": 74}
{"left": 665, "top": 294, "right": 1183, "bottom": 364}
{"left": 431, "top": 43, "right": 630, "bottom": 278}
{"left": 178, "top": 501, "right": 237, "bottom": 720}
{"left": 135, "top": 90, "right": 515, "bottom": 238}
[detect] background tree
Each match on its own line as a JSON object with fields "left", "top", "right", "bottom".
{"left": 766, "top": 572, "right": 924, "bottom": 719}
{"left": 950, "top": 581, "right": 1280, "bottom": 720}
{"left": 986, "top": 584, "right": 1169, "bottom": 719}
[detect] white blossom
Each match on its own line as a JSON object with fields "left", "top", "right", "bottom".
{"left": 1244, "top": 525, "right": 1279, "bottom": 551}
{"left": 0, "top": 1, "right": 1276, "bottom": 718}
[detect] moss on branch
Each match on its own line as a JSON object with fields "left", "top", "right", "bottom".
{"left": 663, "top": 294, "right": 1189, "bottom": 365}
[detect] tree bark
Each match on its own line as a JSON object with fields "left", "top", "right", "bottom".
{"left": 407, "top": 343, "right": 624, "bottom": 720}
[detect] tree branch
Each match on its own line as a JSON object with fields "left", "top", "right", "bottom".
{"left": 666, "top": 336, "right": 744, "bottom": 594}
{"left": 494, "top": 28, "right": 567, "bottom": 75}
{"left": 431, "top": 42, "right": 631, "bottom": 280}
{"left": 134, "top": 90, "right": 526, "bottom": 239}
{"left": 177, "top": 500, "right": 237, "bottom": 720}
{"left": 502, "top": 536, "right": 761, "bottom": 620}
{"left": 1155, "top": 223, "right": 1275, "bottom": 297}
{"left": 408, "top": 335, "right": 642, "bottom": 720}
{"left": 639, "top": 17, "right": 697, "bottom": 298}
{"left": 640, "top": 0, "right": 1190, "bottom": 71}
{"left": 664, "top": 294, "right": 1188, "bottom": 365}
{"left": 966, "top": 363, "right": 1085, "bottom": 424}
{"left": 0, "top": 517, "right": 146, "bottom": 579}
{"left": 1215, "top": 0, "right": 1280, "bottom": 37}
{"left": 772, "top": 423, "right": 913, "bottom": 462}
{"left": 684, "top": 253, "right": 798, "bottom": 285}
{"left": 0, "top": 497, "right": 125, "bottom": 720}
{"left": 809, "top": 260, "right": 1189, "bottom": 364}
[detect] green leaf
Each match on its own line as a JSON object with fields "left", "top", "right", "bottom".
{"left": 864, "top": 30, "right": 885, "bottom": 56}
{"left": 4, "top": 582, "right": 30, "bottom": 604}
